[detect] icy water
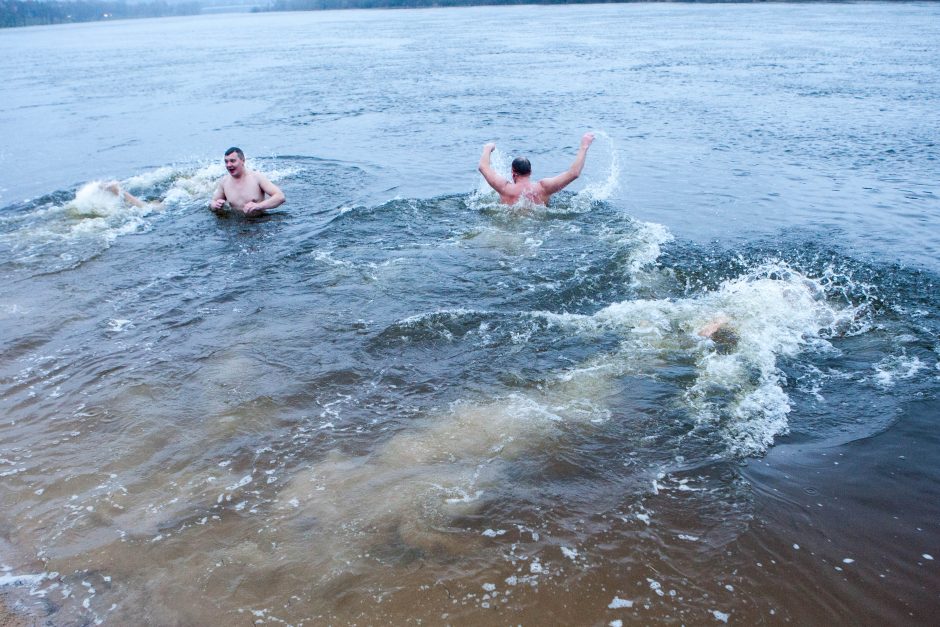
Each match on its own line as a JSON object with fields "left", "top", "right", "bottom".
{"left": 1, "top": 4, "right": 939, "bottom": 625}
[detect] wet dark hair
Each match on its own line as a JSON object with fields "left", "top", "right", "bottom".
{"left": 711, "top": 326, "right": 740, "bottom": 355}
{"left": 225, "top": 147, "right": 245, "bottom": 160}
{"left": 511, "top": 157, "right": 531, "bottom": 176}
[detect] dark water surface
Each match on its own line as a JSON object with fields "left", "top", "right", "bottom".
{"left": 1, "top": 4, "right": 938, "bottom": 625}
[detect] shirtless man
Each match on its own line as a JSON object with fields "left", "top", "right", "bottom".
{"left": 478, "top": 132, "right": 595, "bottom": 206}
{"left": 210, "top": 147, "right": 285, "bottom": 217}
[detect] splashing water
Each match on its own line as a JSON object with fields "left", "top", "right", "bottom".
{"left": 468, "top": 131, "right": 620, "bottom": 214}
{"left": 574, "top": 129, "right": 621, "bottom": 207}
{"left": 542, "top": 260, "right": 867, "bottom": 457}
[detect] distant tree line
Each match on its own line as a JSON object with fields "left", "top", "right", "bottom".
{"left": 258, "top": 0, "right": 779, "bottom": 9}
{"left": 0, "top": 0, "right": 201, "bottom": 28}
{"left": 262, "top": 0, "right": 620, "bottom": 9}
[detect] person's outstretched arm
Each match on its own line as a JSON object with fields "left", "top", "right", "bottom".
{"left": 539, "top": 132, "right": 595, "bottom": 195}
{"left": 102, "top": 181, "right": 149, "bottom": 208}
{"left": 478, "top": 142, "right": 512, "bottom": 196}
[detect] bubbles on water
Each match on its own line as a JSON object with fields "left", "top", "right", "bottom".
{"left": 123, "top": 166, "right": 178, "bottom": 191}
{"left": 608, "top": 219, "right": 674, "bottom": 280}
{"left": 684, "top": 267, "right": 848, "bottom": 454}
{"left": 67, "top": 181, "right": 126, "bottom": 218}
{"left": 542, "top": 259, "right": 869, "bottom": 457}
{"left": 872, "top": 354, "right": 925, "bottom": 388}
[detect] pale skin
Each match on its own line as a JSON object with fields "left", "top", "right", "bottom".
{"left": 101, "top": 181, "right": 161, "bottom": 209}
{"left": 478, "top": 132, "right": 595, "bottom": 206}
{"left": 698, "top": 315, "right": 731, "bottom": 338}
{"left": 210, "top": 152, "right": 285, "bottom": 217}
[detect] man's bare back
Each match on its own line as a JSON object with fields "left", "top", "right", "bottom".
{"left": 210, "top": 147, "right": 285, "bottom": 217}
{"left": 478, "top": 132, "right": 595, "bottom": 207}
{"left": 491, "top": 177, "right": 552, "bottom": 206}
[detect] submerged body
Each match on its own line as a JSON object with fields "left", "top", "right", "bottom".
{"left": 101, "top": 181, "right": 162, "bottom": 209}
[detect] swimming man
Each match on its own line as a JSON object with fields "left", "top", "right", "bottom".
{"left": 478, "top": 132, "right": 595, "bottom": 206}
{"left": 210, "top": 147, "right": 285, "bottom": 217}
{"left": 101, "top": 181, "right": 161, "bottom": 208}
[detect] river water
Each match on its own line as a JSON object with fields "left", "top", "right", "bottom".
{"left": 1, "top": 4, "right": 939, "bottom": 625}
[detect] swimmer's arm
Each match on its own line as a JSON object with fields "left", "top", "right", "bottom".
{"left": 242, "top": 175, "right": 285, "bottom": 216}
{"left": 123, "top": 191, "right": 148, "bottom": 208}
{"left": 102, "top": 181, "right": 148, "bottom": 208}
{"left": 478, "top": 142, "right": 512, "bottom": 195}
{"left": 539, "top": 132, "right": 595, "bottom": 195}
{"left": 210, "top": 181, "right": 227, "bottom": 211}
{"left": 257, "top": 175, "right": 285, "bottom": 210}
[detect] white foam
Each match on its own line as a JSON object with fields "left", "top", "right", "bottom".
{"left": 443, "top": 488, "right": 484, "bottom": 504}
{"left": 227, "top": 474, "right": 253, "bottom": 491}
{"left": 1, "top": 178, "right": 164, "bottom": 269}
{"left": 157, "top": 162, "right": 224, "bottom": 205}
{"left": 873, "top": 355, "right": 924, "bottom": 388}
{"left": 0, "top": 573, "right": 45, "bottom": 587}
{"left": 68, "top": 182, "right": 126, "bottom": 216}
{"left": 546, "top": 260, "right": 864, "bottom": 456}
{"left": 647, "top": 579, "right": 663, "bottom": 596}
{"left": 107, "top": 319, "right": 133, "bottom": 332}
{"left": 623, "top": 220, "right": 674, "bottom": 275}
{"left": 312, "top": 250, "right": 354, "bottom": 268}
{"left": 608, "top": 596, "right": 633, "bottom": 609}
{"left": 123, "top": 166, "right": 176, "bottom": 189}
{"left": 685, "top": 263, "right": 862, "bottom": 454}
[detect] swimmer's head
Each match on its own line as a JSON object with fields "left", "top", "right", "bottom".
{"left": 710, "top": 326, "right": 740, "bottom": 354}
{"left": 224, "top": 147, "right": 246, "bottom": 176}
{"left": 511, "top": 157, "right": 531, "bottom": 178}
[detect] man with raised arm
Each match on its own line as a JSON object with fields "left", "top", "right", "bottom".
{"left": 478, "top": 132, "right": 595, "bottom": 206}
{"left": 210, "top": 147, "right": 285, "bottom": 217}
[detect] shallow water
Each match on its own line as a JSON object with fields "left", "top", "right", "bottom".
{"left": 1, "top": 4, "right": 939, "bottom": 625}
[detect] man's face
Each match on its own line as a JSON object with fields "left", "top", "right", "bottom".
{"left": 224, "top": 153, "right": 245, "bottom": 177}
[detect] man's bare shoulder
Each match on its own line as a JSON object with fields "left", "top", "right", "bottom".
{"left": 244, "top": 169, "right": 271, "bottom": 186}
